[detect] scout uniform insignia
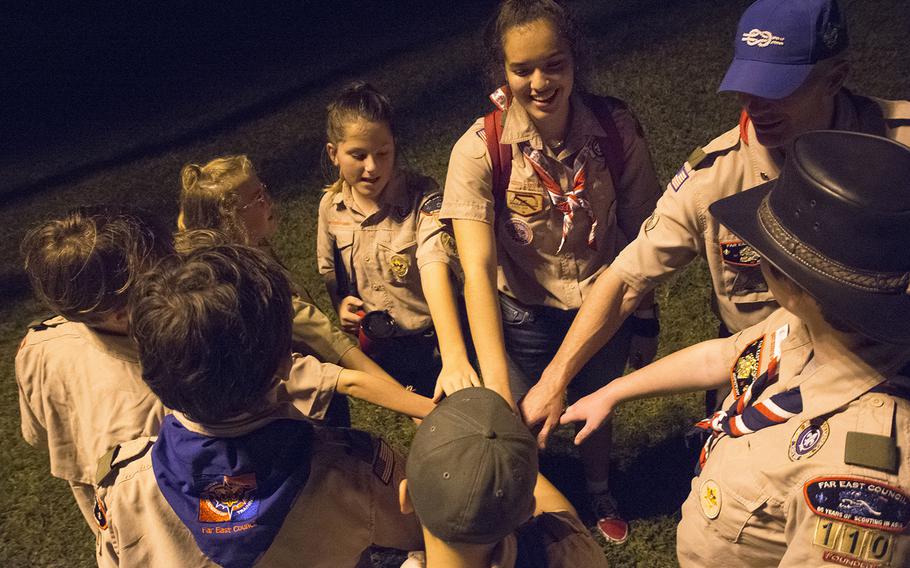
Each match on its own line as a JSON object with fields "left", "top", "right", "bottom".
{"left": 420, "top": 194, "right": 444, "bottom": 216}
{"left": 699, "top": 479, "right": 722, "bottom": 519}
{"left": 804, "top": 477, "right": 910, "bottom": 534}
{"left": 720, "top": 240, "right": 761, "bottom": 266}
{"left": 844, "top": 432, "right": 899, "bottom": 474}
{"left": 731, "top": 336, "right": 764, "bottom": 398}
{"left": 788, "top": 419, "right": 829, "bottom": 461}
{"left": 198, "top": 473, "right": 259, "bottom": 524}
{"left": 504, "top": 218, "right": 533, "bottom": 246}
{"left": 670, "top": 162, "right": 692, "bottom": 192}
{"left": 93, "top": 495, "right": 109, "bottom": 530}
{"left": 389, "top": 254, "right": 409, "bottom": 279}
{"left": 440, "top": 231, "right": 458, "bottom": 257}
{"left": 812, "top": 517, "right": 894, "bottom": 566}
{"left": 506, "top": 188, "right": 544, "bottom": 216}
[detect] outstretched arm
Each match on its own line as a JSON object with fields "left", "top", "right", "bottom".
{"left": 561, "top": 337, "right": 731, "bottom": 445}
{"left": 337, "top": 370, "right": 435, "bottom": 419}
{"left": 452, "top": 219, "right": 514, "bottom": 409}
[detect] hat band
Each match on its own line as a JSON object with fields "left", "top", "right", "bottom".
{"left": 757, "top": 196, "right": 910, "bottom": 295}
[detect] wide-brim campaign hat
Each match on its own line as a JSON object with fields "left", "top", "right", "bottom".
{"left": 406, "top": 387, "right": 537, "bottom": 544}
{"left": 709, "top": 131, "right": 910, "bottom": 344}
{"left": 718, "top": 0, "right": 848, "bottom": 100}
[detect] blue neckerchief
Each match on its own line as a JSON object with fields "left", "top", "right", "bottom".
{"left": 151, "top": 415, "right": 314, "bottom": 568}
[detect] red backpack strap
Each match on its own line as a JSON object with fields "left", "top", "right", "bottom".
{"left": 582, "top": 93, "right": 626, "bottom": 191}
{"left": 484, "top": 108, "right": 512, "bottom": 213}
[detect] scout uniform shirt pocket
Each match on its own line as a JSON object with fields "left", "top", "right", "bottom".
{"left": 378, "top": 238, "right": 418, "bottom": 285}
{"left": 717, "top": 237, "right": 772, "bottom": 303}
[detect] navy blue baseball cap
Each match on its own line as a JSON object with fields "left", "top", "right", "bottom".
{"left": 719, "top": 0, "right": 848, "bottom": 100}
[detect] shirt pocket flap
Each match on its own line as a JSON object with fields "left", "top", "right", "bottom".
{"left": 378, "top": 239, "right": 417, "bottom": 253}
{"left": 334, "top": 230, "right": 354, "bottom": 249}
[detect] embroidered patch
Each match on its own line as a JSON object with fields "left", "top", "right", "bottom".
{"left": 93, "top": 495, "right": 108, "bottom": 530}
{"left": 503, "top": 218, "right": 533, "bottom": 246}
{"left": 804, "top": 477, "right": 910, "bottom": 533}
{"left": 372, "top": 439, "right": 394, "bottom": 485}
{"left": 789, "top": 419, "right": 830, "bottom": 461}
{"left": 741, "top": 29, "right": 785, "bottom": 48}
{"left": 813, "top": 517, "right": 894, "bottom": 566}
{"left": 669, "top": 163, "right": 691, "bottom": 192}
{"left": 720, "top": 240, "right": 761, "bottom": 267}
{"left": 699, "top": 479, "right": 721, "bottom": 519}
{"left": 198, "top": 473, "right": 259, "bottom": 523}
{"left": 389, "top": 254, "right": 410, "bottom": 279}
{"left": 506, "top": 189, "right": 544, "bottom": 216}
{"left": 440, "top": 231, "right": 458, "bottom": 257}
{"left": 731, "top": 336, "right": 765, "bottom": 398}
{"left": 420, "top": 194, "right": 443, "bottom": 216}
{"left": 731, "top": 266, "right": 770, "bottom": 295}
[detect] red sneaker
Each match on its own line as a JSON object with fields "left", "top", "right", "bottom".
{"left": 593, "top": 491, "right": 630, "bottom": 544}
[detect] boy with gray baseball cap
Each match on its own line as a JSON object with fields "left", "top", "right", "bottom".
{"left": 400, "top": 387, "right": 608, "bottom": 567}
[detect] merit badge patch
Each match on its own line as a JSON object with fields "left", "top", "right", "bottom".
{"left": 93, "top": 495, "right": 108, "bottom": 530}
{"left": 198, "top": 473, "right": 259, "bottom": 523}
{"left": 372, "top": 439, "right": 394, "bottom": 485}
{"left": 720, "top": 240, "right": 761, "bottom": 267}
{"left": 504, "top": 218, "right": 533, "bottom": 246}
{"left": 813, "top": 517, "right": 894, "bottom": 567}
{"left": 420, "top": 194, "right": 444, "bottom": 216}
{"left": 789, "top": 419, "right": 830, "bottom": 461}
{"left": 699, "top": 479, "right": 722, "bottom": 519}
{"left": 731, "top": 335, "right": 765, "bottom": 398}
{"left": 669, "top": 163, "right": 692, "bottom": 192}
{"left": 804, "top": 477, "right": 910, "bottom": 533}
{"left": 389, "top": 254, "right": 410, "bottom": 279}
{"left": 506, "top": 189, "right": 544, "bottom": 216}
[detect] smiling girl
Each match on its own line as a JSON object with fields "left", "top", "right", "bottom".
{"left": 317, "top": 81, "right": 474, "bottom": 400}
{"left": 438, "top": 0, "right": 661, "bottom": 543}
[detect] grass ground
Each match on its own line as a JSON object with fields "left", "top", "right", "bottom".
{"left": 1, "top": 1, "right": 906, "bottom": 566}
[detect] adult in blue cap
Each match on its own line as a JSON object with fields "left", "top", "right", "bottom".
{"left": 523, "top": 0, "right": 910, "bottom": 438}
{"left": 561, "top": 130, "right": 910, "bottom": 567}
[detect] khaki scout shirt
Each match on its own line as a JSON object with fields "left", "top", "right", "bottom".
{"left": 440, "top": 93, "right": 660, "bottom": 309}
{"left": 316, "top": 171, "right": 457, "bottom": 333}
{"left": 490, "top": 511, "right": 609, "bottom": 568}
{"left": 95, "top": 409, "right": 421, "bottom": 567}
{"left": 677, "top": 309, "right": 910, "bottom": 567}
{"left": 612, "top": 92, "right": 910, "bottom": 333}
{"left": 291, "top": 294, "right": 356, "bottom": 363}
{"left": 278, "top": 352, "right": 343, "bottom": 422}
{"left": 15, "top": 317, "right": 166, "bottom": 520}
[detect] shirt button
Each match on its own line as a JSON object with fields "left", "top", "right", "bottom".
{"left": 372, "top": 283, "right": 382, "bottom": 291}
{"left": 363, "top": 257, "right": 371, "bottom": 263}
{"left": 869, "top": 397, "right": 884, "bottom": 407}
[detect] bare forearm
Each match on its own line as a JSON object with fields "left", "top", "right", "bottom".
{"left": 337, "top": 370, "right": 435, "bottom": 418}
{"left": 546, "top": 269, "right": 645, "bottom": 386}
{"left": 420, "top": 262, "right": 468, "bottom": 362}
{"left": 338, "top": 347, "right": 401, "bottom": 387}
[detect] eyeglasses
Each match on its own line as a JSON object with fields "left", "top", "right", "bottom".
{"left": 238, "top": 183, "right": 270, "bottom": 212}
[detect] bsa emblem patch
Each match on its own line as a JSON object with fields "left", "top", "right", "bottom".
{"left": 720, "top": 240, "right": 761, "bottom": 267}
{"left": 789, "top": 419, "right": 830, "bottom": 461}
{"left": 670, "top": 163, "right": 691, "bottom": 192}
{"left": 440, "top": 231, "right": 458, "bottom": 257}
{"left": 503, "top": 218, "right": 533, "bottom": 246}
{"left": 93, "top": 495, "right": 108, "bottom": 530}
{"left": 731, "top": 335, "right": 765, "bottom": 398}
{"left": 804, "top": 477, "right": 910, "bottom": 533}
{"left": 420, "top": 194, "right": 444, "bottom": 216}
{"left": 506, "top": 189, "right": 544, "bottom": 216}
{"left": 813, "top": 517, "right": 894, "bottom": 566}
{"left": 699, "top": 479, "right": 722, "bottom": 519}
{"left": 198, "top": 473, "right": 259, "bottom": 523}
{"left": 389, "top": 254, "right": 410, "bottom": 279}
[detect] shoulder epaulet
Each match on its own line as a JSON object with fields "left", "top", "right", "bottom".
{"left": 844, "top": 431, "right": 898, "bottom": 474}
{"left": 690, "top": 126, "right": 742, "bottom": 172}
{"left": 95, "top": 437, "right": 155, "bottom": 486}
{"left": 27, "top": 314, "right": 64, "bottom": 332}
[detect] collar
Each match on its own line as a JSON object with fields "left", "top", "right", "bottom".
{"left": 336, "top": 172, "right": 409, "bottom": 221}
{"left": 75, "top": 322, "right": 139, "bottom": 363}
{"left": 499, "top": 93, "right": 604, "bottom": 155}
{"left": 173, "top": 386, "right": 306, "bottom": 438}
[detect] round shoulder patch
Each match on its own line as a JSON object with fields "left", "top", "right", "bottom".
{"left": 503, "top": 218, "right": 533, "bottom": 246}
{"left": 788, "top": 419, "right": 829, "bottom": 461}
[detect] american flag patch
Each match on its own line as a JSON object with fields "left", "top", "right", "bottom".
{"left": 669, "top": 163, "right": 691, "bottom": 192}
{"left": 372, "top": 440, "right": 394, "bottom": 485}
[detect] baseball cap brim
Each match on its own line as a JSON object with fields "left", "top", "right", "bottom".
{"left": 710, "top": 184, "right": 910, "bottom": 345}
{"left": 718, "top": 58, "right": 815, "bottom": 99}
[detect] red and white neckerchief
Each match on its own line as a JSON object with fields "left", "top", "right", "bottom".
{"left": 490, "top": 87, "right": 598, "bottom": 254}
{"left": 694, "top": 324, "right": 799, "bottom": 471}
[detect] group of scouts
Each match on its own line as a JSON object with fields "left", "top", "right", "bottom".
{"left": 14, "top": 0, "right": 910, "bottom": 566}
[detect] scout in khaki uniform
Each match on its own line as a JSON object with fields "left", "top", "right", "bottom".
{"left": 318, "top": 82, "right": 472, "bottom": 399}
{"left": 440, "top": 0, "right": 661, "bottom": 542}
{"left": 179, "top": 154, "right": 433, "bottom": 424}
{"left": 16, "top": 206, "right": 172, "bottom": 529}
{"left": 95, "top": 243, "right": 422, "bottom": 567}
{"left": 530, "top": 0, "right": 910, "bottom": 428}
{"left": 401, "top": 388, "right": 609, "bottom": 568}
{"left": 562, "top": 130, "right": 910, "bottom": 567}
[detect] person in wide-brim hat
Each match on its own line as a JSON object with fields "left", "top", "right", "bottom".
{"left": 560, "top": 130, "right": 910, "bottom": 567}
